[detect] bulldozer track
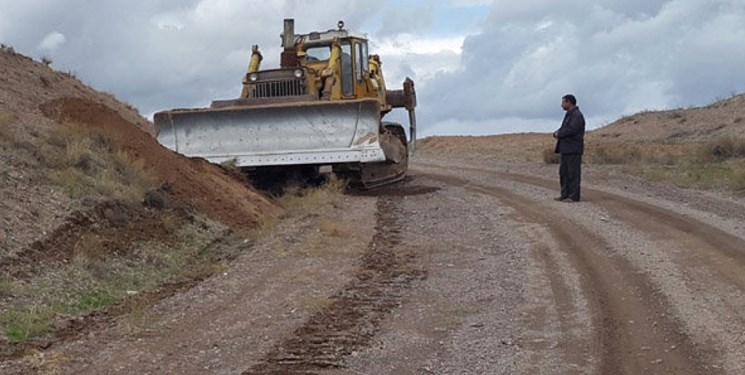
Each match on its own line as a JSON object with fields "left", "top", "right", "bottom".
{"left": 415, "top": 168, "right": 718, "bottom": 375}
{"left": 244, "top": 195, "right": 425, "bottom": 375}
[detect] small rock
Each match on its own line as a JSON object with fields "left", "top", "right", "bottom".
{"left": 53, "top": 318, "right": 72, "bottom": 331}
{"left": 38, "top": 339, "right": 53, "bottom": 349}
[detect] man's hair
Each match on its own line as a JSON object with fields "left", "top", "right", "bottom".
{"left": 562, "top": 94, "right": 577, "bottom": 105}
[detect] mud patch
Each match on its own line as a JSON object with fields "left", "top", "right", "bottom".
{"left": 244, "top": 196, "right": 425, "bottom": 374}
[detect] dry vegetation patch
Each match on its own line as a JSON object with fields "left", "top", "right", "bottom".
{"left": 420, "top": 93, "right": 745, "bottom": 194}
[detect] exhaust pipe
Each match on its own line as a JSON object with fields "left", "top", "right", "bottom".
{"left": 281, "top": 18, "right": 297, "bottom": 68}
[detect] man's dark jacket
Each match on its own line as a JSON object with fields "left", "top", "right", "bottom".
{"left": 555, "top": 107, "right": 586, "bottom": 154}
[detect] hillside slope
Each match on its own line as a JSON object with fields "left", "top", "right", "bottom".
{"left": 0, "top": 47, "right": 279, "bottom": 350}
{"left": 592, "top": 93, "right": 745, "bottom": 142}
{"left": 1, "top": 47, "right": 276, "bottom": 256}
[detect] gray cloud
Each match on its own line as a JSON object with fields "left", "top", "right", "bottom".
{"left": 1, "top": 0, "right": 743, "bottom": 136}
{"left": 420, "top": 0, "right": 745, "bottom": 134}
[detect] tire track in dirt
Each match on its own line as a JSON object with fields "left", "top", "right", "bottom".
{"left": 522, "top": 233, "right": 595, "bottom": 373}
{"left": 493, "top": 169, "right": 745, "bottom": 372}
{"left": 418, "top": 163, "right": 745, "bottom": 296}
{"left": 244, "top": 195, "right": 425, "bottom": 375}
{"left": 417, "top": 169, "right": 716, "bottom": 375}
{"left": 451, "top": 165, "right": 745, "bottom": 295}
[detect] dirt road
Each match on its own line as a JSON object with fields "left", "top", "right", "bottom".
{"left": 4, "top": 157, "right": 745, "bottom": 374}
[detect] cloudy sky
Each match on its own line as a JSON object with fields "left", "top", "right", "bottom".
{"left": 1, "top": 0, "right": 744, "bottom": 136}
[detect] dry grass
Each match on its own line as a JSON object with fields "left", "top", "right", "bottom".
{"left": 586, "top": 139, "right": 745, "bottom": 193}
{"left": 115, "top": 298, "right": 156, "bottom": 336}
{"left": 38, "top": 122, "right": 158, "bottom": 201}
{"left": 585, "top": 141, "right": 694, "bottom": 165}
{"left": 542, "top": 148, "right": 560, "bottom": 164}
{"left": 276, "top": 175, "right": 347, "bottom": 217}
{"left": 0, "top": 278, "right": 13, "bottom": 298}
{"left": 698, "top": 137, "right": 745, "bottom": 162}
{"left": 71, "top": 233, "right": 108, "bottom": 270}
{"left": 418, "top": 134, "right": 553, "bottom": 163}
{"left": 319, "top": 219, "right": 351, "bottom": 238}
{"left": 0, "top": 110, "right": 19, "bottom": 143}
{"left": 298, "top": 295, "right": 334, "bottom": 315}
{"left": 423, "top": 132, "right": 745, "bottom": 193}
{"left": 0, "top": 214, "right": 233, "bottom": 344}
{"left": 2, "top": 119, "right": 156, "bottom": 201}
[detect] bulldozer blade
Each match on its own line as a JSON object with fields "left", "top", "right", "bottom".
{"left": 154, "top": 98, "right": 387, "bottom": 167}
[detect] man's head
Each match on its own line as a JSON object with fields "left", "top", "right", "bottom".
{"left": 561, "top": 94, "right": 577, "bottom": 111}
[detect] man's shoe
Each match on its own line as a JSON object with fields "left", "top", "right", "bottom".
{"left": 553, "top": 196, "right": 568, "bottom": 201}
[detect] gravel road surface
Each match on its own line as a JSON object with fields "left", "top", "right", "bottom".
{"left": 4, "top": 156, "right": 745, "bottom": 375}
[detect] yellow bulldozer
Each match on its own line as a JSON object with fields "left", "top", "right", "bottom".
{"left": 154, "top": 19, "right": 416, "bottom": 188}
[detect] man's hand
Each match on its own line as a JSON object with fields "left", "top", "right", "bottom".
{"left": 553, "top": 130, "right": 559, "bottom": 139}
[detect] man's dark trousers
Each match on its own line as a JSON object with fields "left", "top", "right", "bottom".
{"left": 560, "top": 153, "right": 582, "bottom": 201}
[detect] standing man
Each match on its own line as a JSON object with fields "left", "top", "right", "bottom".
{"left": 553, "top": 94, "right": 585, "bottom": 202}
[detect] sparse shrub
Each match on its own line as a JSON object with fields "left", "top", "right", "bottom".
{"left": 0, "top": 279, "right": 13, "bottom": 298}
{"left": 42, "top": 122, "right": 156, "bottom": 201}
{"left": 48, "top": 167, "right": 91, "bottom": 198}
{"left": 667, "top": 111, "right": 683, "bottom": 119}
{"left": 731, "top": 168, "right": 745, "bottom": 194}
{"left": 276, "top": 175, "right": 347, "bottom": 216}
{"left": 2, "top": 305, "right": 54, "bottom": 343}
{"left": 319, "top": 219, "right": 351, "bottom": 238}
{"left": 0, "top": 44, "right": 16, "bottom": 54}
{"left": 698, "top": 138, "right": 745, "bottom": 162}
{"left": 0, "top": 110, "right": 19, "bottom": 142}
{"left": 73, "top": 233, "right": 108, "bottom": 270}
{"left": 542, "top": 148, "right": 559, "bottom": 164}
{"left": 588, "top": 143, "right": 640, "bottom": 165}
{"left": 41, "top": 55, "right": 53, "bottom": 66}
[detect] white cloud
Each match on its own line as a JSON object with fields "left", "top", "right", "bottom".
{"left": 38, "top": 31, "right": 66, "bottom": 52}
{"left": 373, "top": 34, "right": 464, "bottom": 56}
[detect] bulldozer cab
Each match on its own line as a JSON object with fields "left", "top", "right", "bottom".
{"left": 297, "top": 32, "right": 376, "bottom": 101}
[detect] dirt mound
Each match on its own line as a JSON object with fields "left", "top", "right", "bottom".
{"left": 40, "top": 97, "right": 277, "bottom": 229}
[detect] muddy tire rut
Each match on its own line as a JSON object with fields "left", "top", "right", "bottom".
{"left": 245, "top": 195, "right": 425, "bottom": 375}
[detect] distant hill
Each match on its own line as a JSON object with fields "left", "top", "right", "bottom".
{"left": 418, "top": 93, "right": 745, "bottom": 162}
{"left": 590, "top": 94, "right": 745, "bottom": 142}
